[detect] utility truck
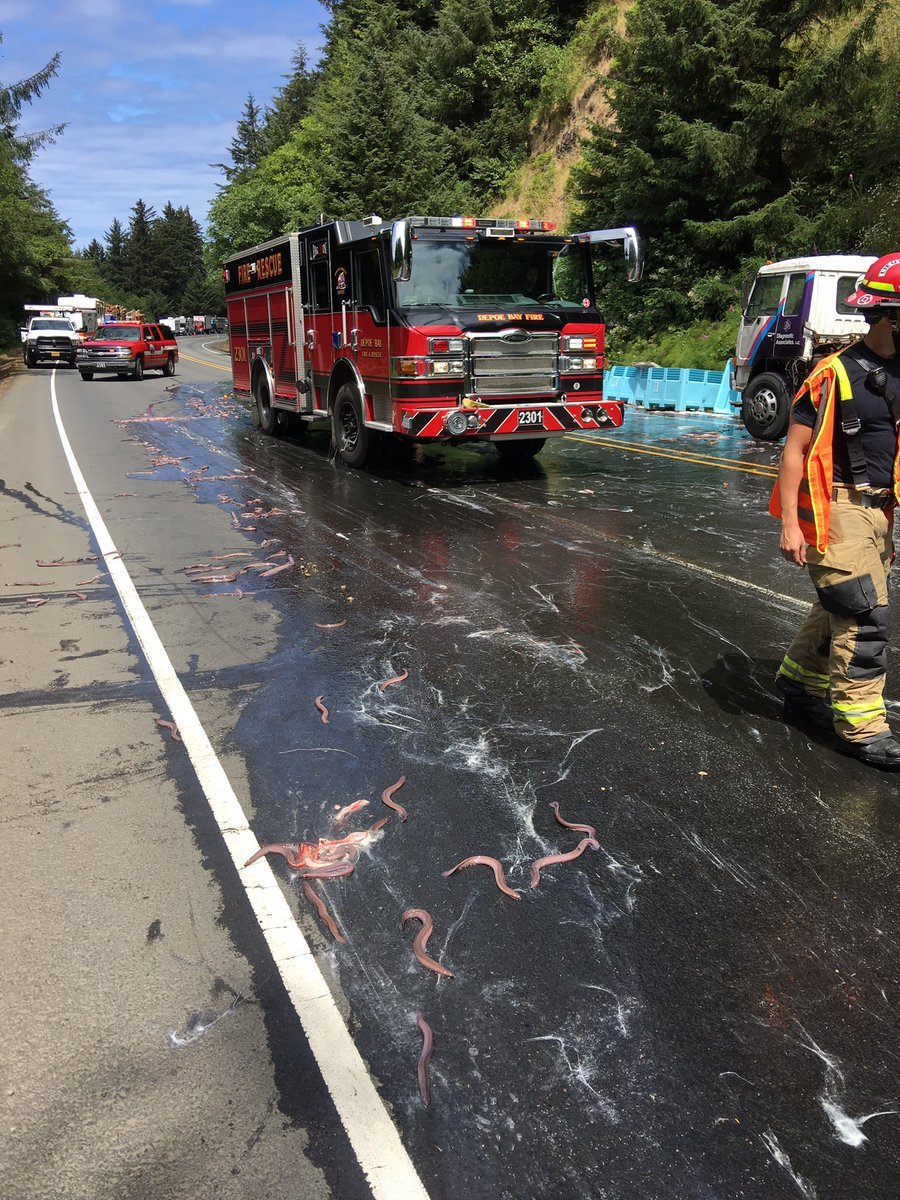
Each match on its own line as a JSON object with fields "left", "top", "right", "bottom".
{"left": 23, "top": 295, "right": 107, "bottom": 339}
{"left": 223, "top": 213, "right": 643, "bottom": 467}
{"left": 732, "top": 255, "right": 876, "bottom": 440}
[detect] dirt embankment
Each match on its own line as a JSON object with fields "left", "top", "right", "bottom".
{"left": 0, "top": 351, "right": 23, "bottom": 399}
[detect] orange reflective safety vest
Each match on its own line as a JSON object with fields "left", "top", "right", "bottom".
{"left": 769, "top": 350, "right": 900, "bottom": 552}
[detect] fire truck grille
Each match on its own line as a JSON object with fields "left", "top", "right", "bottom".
{"left": 470, "top": 333, "right": 558, "bottom": 397}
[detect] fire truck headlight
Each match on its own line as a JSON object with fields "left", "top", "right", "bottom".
{"left": 444, "top": 410, "right": 469, "bottom": 435}
{"left": 466, "top": 413, "right": 480, "bottom": 429}
{"left": 429, "top": 359, "right": 465, "bottom": 376}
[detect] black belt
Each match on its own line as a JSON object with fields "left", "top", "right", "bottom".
{"left": 832, "top": 487, "right": 894, "bottom": 509}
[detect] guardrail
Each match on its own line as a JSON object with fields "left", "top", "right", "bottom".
{"left": 604, "top": 362, "right": 739, "bottom": 415}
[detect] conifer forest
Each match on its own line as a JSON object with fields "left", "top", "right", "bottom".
{"left": 3, "top": 0, "right": 899, "bottom": 365}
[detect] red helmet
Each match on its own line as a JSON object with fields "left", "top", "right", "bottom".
{"left": 845, "top": 253, "right": 900, "bottom": 309}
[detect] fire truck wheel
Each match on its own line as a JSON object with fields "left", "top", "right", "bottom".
{"left": 162, "top": 354, "right": 176, "bottom": 377}
{"left": 332, "top": 386, "right": 370, "bottom": 467}
{"left": 495, "top": 438, "right": 546, "bottom": 464}
{"left": 254, "top": 370, "right": 283, "bottom": 436}
{"left": 79, "top": 371, "right": 94, "bottom": 381}
{"left": 131, "top": 356, "right": 144, "bottom": 381}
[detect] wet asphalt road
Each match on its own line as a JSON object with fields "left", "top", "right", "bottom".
{"left": 6, "top": 343, "right": 900, "bottom": 1200}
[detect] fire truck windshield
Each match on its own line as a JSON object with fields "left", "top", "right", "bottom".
{"left": 395, "top": 237, "right": 592, "bottom": 310}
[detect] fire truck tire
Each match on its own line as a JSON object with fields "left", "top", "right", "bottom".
{"left": 162, "top": 354, "right": 176, "bottom": 377}
{"left": 254, "top": 370, "right": 283, "bottom": 436}
{"left": 332, "top": 386, "right": 370, "bottom": 467}
{"left": 131, "top": 356, "right": 144, "bottom": 381}
{"left": 495, "top": 438, "right": 546, "bottom": 464}
{"left": 79, "top": 371, "right": 94, "bottom": 381}
{"left": 741, "top": 372, "right": 790, "bottom": 441}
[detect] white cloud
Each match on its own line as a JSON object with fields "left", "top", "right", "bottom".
{"left": 3, "top": 1, "right": 326, "bottom": 244}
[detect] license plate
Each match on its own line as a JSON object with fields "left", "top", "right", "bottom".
{"left": 51, "top": 352, "right": 60, "bottom": 357}
{"left": 517, "top": 409, "right": 544, "bottom": 429}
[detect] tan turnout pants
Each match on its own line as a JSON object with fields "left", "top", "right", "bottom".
{"left": 777, "top": 490, "right": 894, "bottom": 741}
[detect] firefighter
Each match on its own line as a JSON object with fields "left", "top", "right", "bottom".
{"left": 771, "top": 252, "right": 900, "bottom": 768}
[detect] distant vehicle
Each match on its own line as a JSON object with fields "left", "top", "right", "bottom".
{"left": 23, "top": 294, "right": 109, "bottom": 339}
{"left": 76, "top": 321, "right": 179, "bottom": 381}
{"left": 22, "top": 317, "right": 80, "bottom": 368}
{"left": 732, "top": 254, "right": 876, "bottom": 440}
{"left": 161, "top": 315, "right": 189, "bottom": 336}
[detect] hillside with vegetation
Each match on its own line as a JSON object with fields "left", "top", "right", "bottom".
{"left": 3, "top": 1, "right": 900, "bottom": 365}
{"left": 208, "top": 0, "right": 900, "bottom": 369}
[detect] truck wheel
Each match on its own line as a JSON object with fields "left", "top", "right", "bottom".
{"left": 131, "top": 356, "right": 144, "bottom": 381}
{"left": 332, "top": 385, "right": 370, "bottom": 468}
{"left": 741, "top": 372, "right": 790, "bottom": 440}
{"left": 24, "top": 351, "right": 36, "bottom": 369}
{"left": 254, "top": 369, "right": 282, "bottom": 436}
{"left": 495, "top": 438, "right": 547, "bottom": 464}
{"left": 162, "top": 354, "right": 175, "bottom": 377}
{"left": 79, "top": 371, "right": 94, "bottom": 381}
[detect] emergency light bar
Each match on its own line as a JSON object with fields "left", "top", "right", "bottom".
{"left": 410, "top": 216, "right": 557, "bottom": 232}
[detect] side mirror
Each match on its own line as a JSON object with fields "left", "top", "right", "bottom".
{"left": 571, "top": 225, "right": 644, "bottom": 283}
{"left": 741, "top": 275, "right": 753, "bottom": 308}
{"left": 391, "top": 219, "right": 412, "bottom": 282}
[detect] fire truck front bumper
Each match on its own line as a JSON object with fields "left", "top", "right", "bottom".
{"left": 400, "top": 400, "right": 624, "bottom": 441}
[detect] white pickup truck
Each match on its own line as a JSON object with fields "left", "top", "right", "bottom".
{"left": 22, "top": 316, "right": 80, "bottom": 369}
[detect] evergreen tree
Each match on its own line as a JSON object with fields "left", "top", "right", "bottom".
{"left": 0, "top": 33, "right": 71, "bottom": 337}
{"left": 153, "top": 203, "right": 204, "bottom": 311}
{"left": 263, "top": 45, "right": 318, "bottom": 155}
{"left": 122, "top": 199, "right": 157, "bottom": 295}
{"left": 102, "top": 217, "right": 127, "bottom": 288}
{"left": 314, "top": 2, "right": 465, "bottom": 217}
{"left": 571, "top": 0, "right": 881, "bottom": 335}
{"left": 82, "top": 238, "right": 105, "bottom": 263}
{"left": 213, "top": 94, "right": 267, "bottom": 182}
{"left": 0, "top": 33, "right": 65, "bottom": 163}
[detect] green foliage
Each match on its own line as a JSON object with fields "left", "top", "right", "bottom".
{"left": 262, "top": 45, "right": 318, "bottom": 155}
{"left": 0, "top": 33, "right": 72, "bottom": 337}
{"left": 615, "top": 310, "right": 742, "bottom": 370}
{"left": 208, "top": 0, "right": 582, "bottom": 256}
{"left": 212, "top": 94, "right": 267, "bottom": 183}
{"left": 567, "top": 0, "right": 892, "bottom": 360}
{"left": 537, "top": 3, "right": 617, "bottom": 117}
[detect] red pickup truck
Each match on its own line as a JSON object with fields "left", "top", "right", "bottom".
{"left": 76, "top": 322, "right": 178, "bottom": 381}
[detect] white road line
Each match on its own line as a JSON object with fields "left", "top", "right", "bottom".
{"left": 483, "top": 490, "right": 809, "bottom": 614}
{"left": 50, "top": 374, "right": 431, "bottom": 1200}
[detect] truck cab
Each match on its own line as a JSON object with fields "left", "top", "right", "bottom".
{"left": 22, "top": 317, "right": 80, "bottom": 368}
{"left": 732, "top": 254, "right": 875, "bottom": 440}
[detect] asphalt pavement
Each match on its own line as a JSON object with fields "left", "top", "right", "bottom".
{"left": 3, "top": 342, "right": 900, "bottom": 1200}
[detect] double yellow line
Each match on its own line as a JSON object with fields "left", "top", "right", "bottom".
{"left": 178, "top": 350, "right": 232, "bottom": 373}
{"left": 565, "top": 432, "right": 780, "bottom": 479}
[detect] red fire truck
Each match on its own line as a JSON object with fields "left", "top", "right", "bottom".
{"left": 223, "top": 214, "right": 642, "bottom": 467}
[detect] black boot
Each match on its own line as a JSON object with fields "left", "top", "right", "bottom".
{"left": 836, "top": 731, "right": 900, "bottom": 770}
{"left": 776, "top": 679, "right": 833, "bottom": 732}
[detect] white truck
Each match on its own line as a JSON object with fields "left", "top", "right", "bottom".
{"left": 732, "top": 254, "right": 876, "bottom": 440}
{"left": 23, "top": 295, "right": 105, "bottom": 339}
{"left": 22, "top": 316, "right": 80, "bottom": 368}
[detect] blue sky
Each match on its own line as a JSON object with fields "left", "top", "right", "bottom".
{"left": 2, "top": 0, "right": 326, "bottom": 248}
